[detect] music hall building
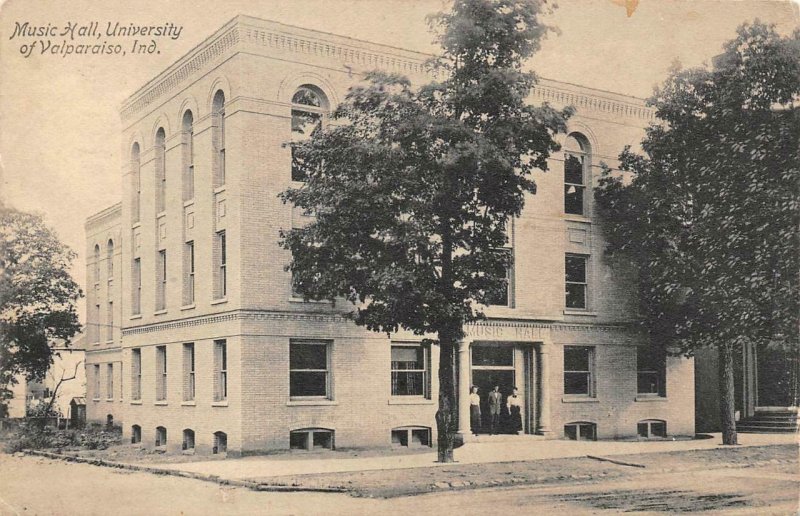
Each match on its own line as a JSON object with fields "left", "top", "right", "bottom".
{"left": 83, "top": 15, "right": 695, "bottom": 456}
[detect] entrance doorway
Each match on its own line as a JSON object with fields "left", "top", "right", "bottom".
{"left": 471, "top": 343, "right": 522, "bottom": 434}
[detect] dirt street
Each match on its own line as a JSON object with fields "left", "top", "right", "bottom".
{"left": 0, "top": 452, "right": 797, "bottom": 515}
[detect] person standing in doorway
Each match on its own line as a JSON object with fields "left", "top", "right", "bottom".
{"left": 469, "top": 386, "right": 482, "bottom": 436}
{"left": 488, "top": 385, "right": 502, "bottom": 434}
{"left": 507, "top": 386, "right": 523, "bottom": 434}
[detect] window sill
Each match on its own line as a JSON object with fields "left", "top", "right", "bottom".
{"left": 210, "top": 298, "right": 228, "bottom": 306}
{"left": 106, "top": 398, "right": 114, "bottom": 402}
{"left": 130, "top": 314, "right": 142, "bottom": 320}
{"left": 156, "top": 211, "right": 166, "bottom": 219}
{"left": 154, "top": 401, "right": 168, "bottom": 406}
{"left": 154, "top": 309, "right": 168, "bottom": 316}
{"left": 183, "top": 199, "right": 195, "bottom": 208}
{"left": 563, "top": 310, "right": 598, "bottom": 317}
{"left": 92, "top": 398, "right": 100, "bottom": 402}
{"left": 130, "top": 400, "right": 142, "bottom": 405}
{"left": 211, "top": 401, "right": 229, "bottom": 407}
{"left": 181, "top": 304, "right": 196, "bottom": 311}
{"left": 181, "top": 401, "right": 196, "bottom": 406}
{"left": 214, "top": 185, "right": 227, "bottom": 195}
{"left": 562, "top": 397, "right": 599, "bottom": 403}
{"left": 287, "top": 400, "right": 338, "bottom": 407}
{"left": 289, "top": 297, "right": 331, "bottom": 304}
{"left": 635, "top": 396, "right": 668, "bottom": 402}
{"left": 388, "top": 398, "right": 435, "bottom": 406}
{"left": 131, "top": 222, "right": 142, "bottom": 230}
{"left": 563, "top": 214, "right": 592, "bottom": 223}
{"left": 105, "top": 340, "right": 114, "bottom": 345}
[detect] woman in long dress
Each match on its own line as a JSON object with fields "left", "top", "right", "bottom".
{"left": 507, "top": 387, "right": 523, "bottom": 434}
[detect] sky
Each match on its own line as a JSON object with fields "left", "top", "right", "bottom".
{"left": 0, "top": 0, "right": 797, "bottom": 319}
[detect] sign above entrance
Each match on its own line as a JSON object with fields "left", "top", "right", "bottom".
{"left": 464, "top": 323, "right": 546, "bottom": 341}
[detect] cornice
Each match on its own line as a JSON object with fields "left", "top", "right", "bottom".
{"left": 121, "top": 308, "right": 635, "bottom": 336}
{"left": 85, "top": 203, "right": 122, "bottom": 229}
{"left": 532, "top": 81, "right": 655, "bottom": 122}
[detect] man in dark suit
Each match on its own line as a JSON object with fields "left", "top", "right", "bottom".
{"left": 488, "top": 385, "right": 502, "bottom": 434}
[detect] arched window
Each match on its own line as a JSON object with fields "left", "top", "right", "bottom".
{"left": 291, "top": 86, "right": 328, "bottom": 182}
{"left": 212, "top": 91, "right": 226, "bottom": 187}
{"left": 155, "top": 128, "right": 166, "bottom": 214}
{"left": 131, "top": 143, "right": 141, "bottom": 223}
{"left": 213, "top": 431, "right": 227, "bottom": 454}
{"left": 93, "top": 244, "right": 101, "bottom": 284}
{"left": 131, "top": 424, "right": 141, "bottom": 444}
{"left": 106, "top": 239, "right": 114, "bottom": 280}
{"left": 155, "top": 426, "right": 167, "bottom": 447}
{"left": 182, "top": 110, "right": 194, "bottom": 201}
{"left": 182, "top": 429, "right": 195, "bottom": 450}
{"left": 564, "top": 133, "right": 591, "bottom": 216}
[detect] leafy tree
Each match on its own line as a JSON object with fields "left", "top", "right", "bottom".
{"left": 0, "top": 205, "right": 83, "bottom": 415}
{"left": 595, "top": 22, "right": 800, "bottom": 445}
{"left": 281, "top": 0, "right": 569, "bottom": 462}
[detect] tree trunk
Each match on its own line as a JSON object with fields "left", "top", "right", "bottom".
{"left": 435, "top": 328, "right": 459, "bottom": 463}
{"left": 718, "top": 343, "right": 738, "bottom": 445}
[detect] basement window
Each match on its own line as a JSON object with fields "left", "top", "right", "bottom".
{"left": 564, "top": 421, "right": 596, "bottom": 441}
{"left": 213, "top": 431, "right": 227, "bottom": 454}
{"left": 131, "top": 425, "right": 141, "bottom": 444}
{"left": 391, "top": 426, "right": 431, "bottom": 448}
{"left": 290, "top": 428, "right": 334, "bottom": 451}
{"left": 155, "top": 426, "right": 167, "bottom": 447}
{"left": 637, "top": 419, "right": 667, "bottom": 438}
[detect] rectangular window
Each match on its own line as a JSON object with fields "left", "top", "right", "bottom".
{"left": 214, "top": 231, "right": 227, "bottom": 299}
{"left": 219, "top": 109, "right": 226, "bottom": 185}
{"left": 637, "top": 346, "right": 667, "bottom": 396}
{"left": 132, "top": 258, "right": 141, "bottom": 315}
{"left": 291, "top": 110, "right": 322, "bottom": 182}
{"left": 156, "top": 250, "right": 167, "bottom": 311}
{"left": 106, "top": 301, "right": 113, "bottom": 341}
{"left": 131, "top": 348, "right": 141, "bottom": 400}
{"left": 183, "top": 241, "right": 195, "bottom": 305}
{"left": 156, "top": 345, "right": 167, "bottom": 401}
{"left": 486, "top": 248, "right": 512, "bottom": 307}
{"left": 183, "top": 343, "right": 195, "bottom": 401}
{"left": 391, "top": 345, "right": 429, "bottom": 398}
{"left": 564, "top": 153, "right": 585, "bottom": 215}
{"left": 106, "top": 363, "right": 114, "bottom": 399}
{"left": 94, "top": 304, "right": 100, "bottom": 343}
{"left": 93, "top": 364, "right": 100, "bottom": 400}
{"left": 184, "top": 128, "right": 194, "bottom": 201}
{"left": 565, "top": 254, "right": 588, "bottom": 310}
{"left": 289, "top": 340, "right": 331, "bottom": 399}
{"left": 564, "top": 346, "right": 594, "bottom": 396}
{"left": 214, "top": 340, "right": 228, "bottom": 401}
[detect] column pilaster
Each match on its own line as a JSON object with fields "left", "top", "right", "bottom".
{"left": 457, "top": 340, "right": 472, "bottom": 439}
{"left": 537, "top": 340, "right": 553, "bottom": 435}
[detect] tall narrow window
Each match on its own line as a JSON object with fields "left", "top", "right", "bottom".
{"left": 132, "top": 258, "right": 141, "bottom": 315}
{"left": 183, "top": 241, "right": 195, "bottom": 305}
{"left": 214, "top": 231, "right": 226, "bottom": 299}
{"left": 106, "top": 239, "right": 114, "bottom": 283}
{"left": 131, "top": 143, "right": 141, "bottom": 223}
{"left": 214, "top": 340, "right": 227, "bottom": 402}
{"left": 93, "top": 244, "right": 101, "bottom": 284}
{"left": 156, "top": 345, "right": 167, "bottom": 401}
{"left": 106, "top": 363, "right": 114, "bottom": 399}
{"left": 291, "top": 86, "right": 327, "bottom": 182}
{"left": 131, "top": 348, "right": 142, "bottom": 400}
{"left": 106, "top": 301, "right": 113, "bottom": 341}
{"left": 486, "top": 248, "right": 512, "bottom": 307}
{"left": 565, "top": 254, "right": 588, "bottom": 310}
{"left": 183, "top": 343, "right": 195, "bottom": 402}
{"left": 212, "top": 90, "right": 226, "bottom": 187}
{"left": 93, "top": 364, "right": 101, "bottom": 400}
{"left": 94, "top": 303, "right": 101, "bottom": 343}
{"left": 564, "top": 134, "right": 589, "bottom": 216}
{"left": 637, "top": 346, "right": 667, "bottom": 397}
{"left": 564, "top": 346, "right": 594, "bottom": 396}
{"left": 155, "top": 128, "right": 166, "bottom": 214}
{"left": 182, "top": 110, "right": 194, "bottom": 201}
{"left": 156, "top": 250, "right": 167, "bottom": 311}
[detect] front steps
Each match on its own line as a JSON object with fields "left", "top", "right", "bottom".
{"left": 737, "top": 410, "right": 799, "bottom": 433}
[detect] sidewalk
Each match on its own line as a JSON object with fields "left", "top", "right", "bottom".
{"left": 152, "top": 432, "right": 797, "bottom": 480}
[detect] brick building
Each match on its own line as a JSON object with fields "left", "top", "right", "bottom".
{"left": 84, "top": 15, "right": 695, "bottom": 456}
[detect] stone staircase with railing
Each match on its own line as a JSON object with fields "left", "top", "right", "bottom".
{"left": 737, "top": 410, "right": 799, "bottom": 433}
